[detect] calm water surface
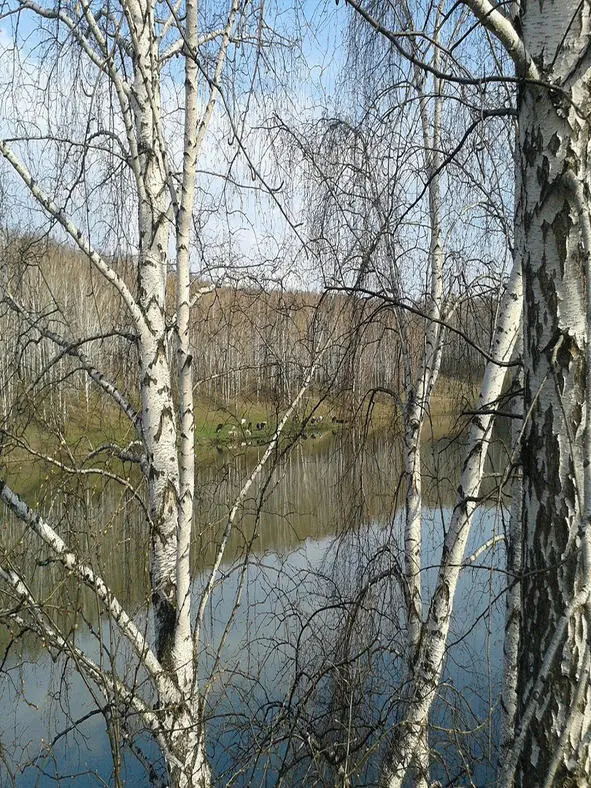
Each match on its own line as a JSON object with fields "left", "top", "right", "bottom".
{"left": 0, "top": 432, "right": 509, "bottom": 786}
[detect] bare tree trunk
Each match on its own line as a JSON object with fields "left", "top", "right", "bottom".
{"left": 513, "top": 3, "right": 591, "bottom": 783}
{"left": 500, "top": 368, "right": 522, "bottom": 758}
{"left": 380, "top": 259, "right": 522, "bottom": 787}
{"left": 400, "top": 16, "right": 445, "bottom": 781}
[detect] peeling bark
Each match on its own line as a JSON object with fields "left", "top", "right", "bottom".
{"left": 514, "top": 2, "right": 591, "bottom": 783}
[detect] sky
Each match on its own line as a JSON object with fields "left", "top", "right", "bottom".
{"left": 0, "top": 0, "right": 514, "bottom": 296}
{"left": 0, "top": 0, "right": 352, "bottom": 286}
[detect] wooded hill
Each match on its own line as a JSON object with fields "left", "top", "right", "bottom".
{"left": 0, "top": 232, "right": 495, "bottom": 433}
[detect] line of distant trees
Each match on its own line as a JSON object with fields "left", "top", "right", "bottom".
{"left": 0, "top": 231, "right": 496, "bottom": 426}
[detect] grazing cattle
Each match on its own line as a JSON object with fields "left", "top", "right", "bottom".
{"left": 216, "top": 423, "right": 223, "bottom": 433}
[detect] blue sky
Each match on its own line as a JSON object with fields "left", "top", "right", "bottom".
{"left": 0, "top": 0, "right": 514, "bottom": 295}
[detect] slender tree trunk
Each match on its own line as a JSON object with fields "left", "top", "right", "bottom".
{"left": 160, "top": 706, "right": 210, "bottom": 788}
{"left": 501, "top": 369, "right": 522, "bottom": 757}
{"left": 380, "top": 259, "right": 522, "bottom": 787}
{"left": 132, "top": 59, "right": 180, "bottom": 669}
{"left": 173, "top": 0, "right": 199, "bottom": 696}
{"left": 400, "top": 28, "right": 445, "bottom": 781}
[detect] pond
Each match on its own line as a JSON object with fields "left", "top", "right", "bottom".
{"left": 0, "top": 430, "right": 510, "bottom": 786}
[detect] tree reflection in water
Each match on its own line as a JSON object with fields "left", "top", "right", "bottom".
{"left": 0, "top": 431, "right": 508, "bottom": 785}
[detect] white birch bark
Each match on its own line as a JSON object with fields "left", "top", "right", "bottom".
{"left": 125, "top": 0, "right": 182, "bottom": 668}
{"left": 173, "top": 0, "right": 240, "bottom": 694}
{"left": 511, "top": 2, "right": 591, "bottom": 782}
{"left": 173, "top": 0, "right": 199, "bottom": 696}
{"left": 402, "top": 40, "right": 445, "bottom": 666}
{"left": 168, "top": 5, "right": 238, "bottom": 780}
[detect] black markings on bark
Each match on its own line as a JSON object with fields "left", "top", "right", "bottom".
{"left": 153, "top": 592, "right": 176, "bottom": 668}
{"left": 154, "top": 405, "right": 173, "bottom": 443}
{"left": 549, "top": 133, "right": 561, "bottom": 156}
{"left": 551, "top": 203, "right": 573, "bottom": 278}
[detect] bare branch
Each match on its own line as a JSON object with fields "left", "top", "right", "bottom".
{"left": 0, "top": 479, "right": 173, "bottom": 694}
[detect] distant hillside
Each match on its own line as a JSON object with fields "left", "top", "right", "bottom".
{"left": 0, "top": 233, "right": 495, "bottom": 432}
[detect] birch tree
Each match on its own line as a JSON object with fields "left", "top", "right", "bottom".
{"left": 0, "top": 0, "right": 321, "bottom": 784}
{"left": 345, "top": 8, "right": 451, "bottom": 782}
{"left": 342, "top": 0, "right": 591, "bottom": 785}
{"left": 480, "top": 2, "right": 591, "bottom": 783}
{"left": 295, "top": 3, "right": 516, "bottom": 783}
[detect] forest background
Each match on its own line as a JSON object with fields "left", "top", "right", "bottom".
{"left": 0, "top": 1, "right": 587, "bottom": 787}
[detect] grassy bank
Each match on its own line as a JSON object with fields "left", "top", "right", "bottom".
{"left": 2, "top": 374, "right": 476, "bottom": 489}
